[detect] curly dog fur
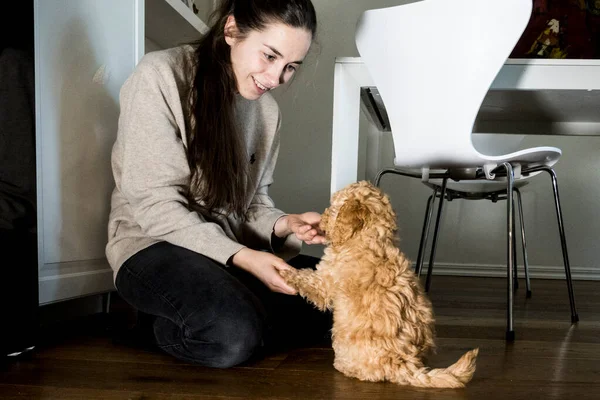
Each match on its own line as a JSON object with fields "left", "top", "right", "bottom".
{"left": 280, "top": 181, "right": 478, "bottom": 388}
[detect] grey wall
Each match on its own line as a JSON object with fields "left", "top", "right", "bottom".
{"left": 269, "top": 0, "right": 600, "bottom": 280}
{"left": 270, "top": 0, "right": 404, "bottom": 259}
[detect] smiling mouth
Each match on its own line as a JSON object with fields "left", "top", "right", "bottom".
{"left": 253, "top": 77, "right": 271, "bottom": 92}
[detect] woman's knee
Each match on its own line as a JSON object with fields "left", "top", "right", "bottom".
{"left": 182, "top": 301, "right": 265, "bottom": 368}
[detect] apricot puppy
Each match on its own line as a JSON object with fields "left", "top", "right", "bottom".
{"left": 280, "top": 181, "right": 478, "bottom": 388}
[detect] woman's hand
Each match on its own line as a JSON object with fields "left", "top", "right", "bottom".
{"left": 274, "top": 212, "right": 326, "bottom": 245}
{"left": 231, "top": 248, "right": 297, "bottom": 295}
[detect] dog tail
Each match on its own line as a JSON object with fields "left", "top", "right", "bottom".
{"left": 390, "top": 348, "right": 479, "bottom": 389}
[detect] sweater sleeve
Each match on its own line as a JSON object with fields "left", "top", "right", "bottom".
{"left": 115, "top": 58, "right": 245, "bottom": 265}
{"left": 241, "top": 110, "right": 302, "bottom": 261}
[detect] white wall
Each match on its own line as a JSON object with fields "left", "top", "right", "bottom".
{"left": 269, "top": 0, "right": 600, "bottom": 280}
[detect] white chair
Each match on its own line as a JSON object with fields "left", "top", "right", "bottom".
{"left": 413, "top": 135, "right": 533, "bottom": 298}
{"left": 355, "top": 0, "right": 578, "bottom": 341}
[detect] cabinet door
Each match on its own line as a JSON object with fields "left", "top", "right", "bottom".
{"left": 35, "top": 0, "right": 141, "bottom": 304}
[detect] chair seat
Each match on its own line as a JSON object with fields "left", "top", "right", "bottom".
{"left": 393, "top": 145, "right": 562, "bottom": 172}
{"left": 424, "top": 179, "right": 529, "bottom": 194}
{"left": 480, "top": 146, "right": 561, "bottom": 169}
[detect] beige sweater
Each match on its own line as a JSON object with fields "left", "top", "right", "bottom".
{"left": 105, "top": 45, "right": 301, "bottom": 280}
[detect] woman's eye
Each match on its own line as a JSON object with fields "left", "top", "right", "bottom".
{"left": 264, "top": 53, "right": 276, "bottom": 61}
{"left": 287, "top": 65, "right": 297, "bottom": 72}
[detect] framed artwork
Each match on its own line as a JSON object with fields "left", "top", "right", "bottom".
{"left": 510, "top": 0, "right": 600, "bottom": 59}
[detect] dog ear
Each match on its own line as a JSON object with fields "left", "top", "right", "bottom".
{"left": 331, "top": 198, "right": 370, "bottom": 245}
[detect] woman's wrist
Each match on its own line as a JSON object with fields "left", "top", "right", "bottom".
{"left": 231, "top": 247, "right": 254, "bottom": 272}
{"left": 273, "top": 215, "right": 292, "bottom": 238}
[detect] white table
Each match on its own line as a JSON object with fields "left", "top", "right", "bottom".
{"left": 331, "top": 57, "right": 600, "bottom": 195}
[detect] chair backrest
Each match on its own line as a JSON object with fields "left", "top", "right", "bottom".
{"left": 355, "top": 0, "right": 532, "bottom": 169}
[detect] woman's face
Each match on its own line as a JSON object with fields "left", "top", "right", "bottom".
{"left": 225, "top": 17, "right": 313, "bottom": 100}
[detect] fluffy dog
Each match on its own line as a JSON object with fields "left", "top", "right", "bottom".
{"left": 280, "top": 181, "right": 478, "bottom": 388}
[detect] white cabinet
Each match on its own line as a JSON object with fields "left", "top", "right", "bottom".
{"left": 34, "top": 0, "right": 208, "bottom": 305}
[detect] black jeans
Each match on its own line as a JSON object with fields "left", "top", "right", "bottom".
{"left": 115, "top": 242, "right": 332, "bottom": 368}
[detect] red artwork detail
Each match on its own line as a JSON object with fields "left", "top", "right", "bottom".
{"left": 510, "top": 0, "right": 600, "bottom": 59}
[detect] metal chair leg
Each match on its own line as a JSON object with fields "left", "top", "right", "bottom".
{"left": 425, "top": 178, "right": 448, "bottom": 292}
{"left": 415, "top": 188, "right": 437, "bottom": 277}
{"left": 542, "top": 167, "right": 579, "bottom": 323}
{"left": 503, "top": 163, "right": 515, "bottom": 342}
{"left": 512, "top": 196, "right": 519, "bottom": 292}
{"left": 374, "top": 169, "right": 391, "bottom": 187}
{"left": 515, "top": 188, "right": 532, "bottom": 298}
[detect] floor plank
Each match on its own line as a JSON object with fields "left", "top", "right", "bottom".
{"left": 1, "top": 276, "right": 599, "bottom": 399}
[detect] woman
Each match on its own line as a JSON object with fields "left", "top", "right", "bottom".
{"left": 106, "top": 0, "right": 330, "bottom": 368}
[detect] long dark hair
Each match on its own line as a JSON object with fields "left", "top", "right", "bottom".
{"left": 187, "top": 0, "right": 317, "bottom": 219}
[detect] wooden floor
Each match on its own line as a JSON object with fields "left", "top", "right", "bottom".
{"left": 1, "top": 276, "right": 599, "bottom": 400}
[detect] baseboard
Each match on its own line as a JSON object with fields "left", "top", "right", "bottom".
{"left": 421, "top": 262, "right": 600, "bottom": 280}
{"left": 38, "top": 293, "right": 106, "bottom": 328}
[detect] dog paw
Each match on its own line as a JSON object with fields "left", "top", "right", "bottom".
{"left": 278, "top": 268, "right": 296, "bottom": 280}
